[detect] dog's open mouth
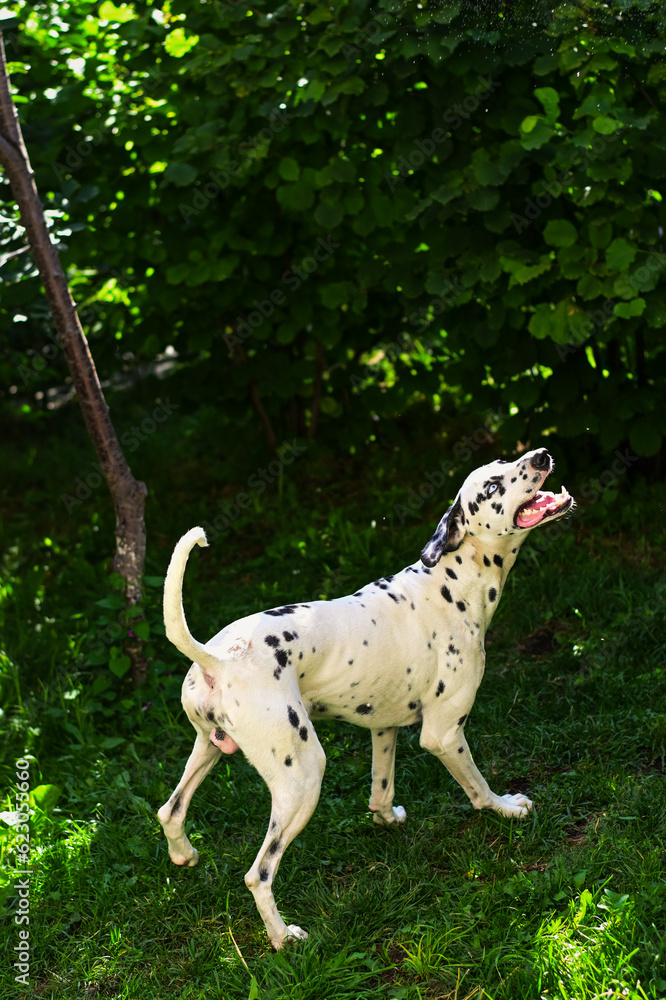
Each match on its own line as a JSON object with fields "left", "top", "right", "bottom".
{"left": 514, "top": 485, "right": 573, "bottom": 529}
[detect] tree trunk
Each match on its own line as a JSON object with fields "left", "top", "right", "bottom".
{"left": 0, "top": 29, "right": 148, "bottom": 686}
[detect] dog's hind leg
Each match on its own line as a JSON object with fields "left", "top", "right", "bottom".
{"left": 158, "top": 732, "right": 221, "bottom": 866}
{"left": 368, "top": 727, "right": 407, "bottom": 825}
{"left": 243, "top": 727, "right": 326, "bottom": 950}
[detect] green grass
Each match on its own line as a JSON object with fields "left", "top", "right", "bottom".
{"left": 1, "top": 402, "right": 666, "bottom": 999}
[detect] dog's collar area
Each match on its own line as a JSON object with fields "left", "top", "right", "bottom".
{"left": 514, "top": 485, "right": 572, "bottom": 528}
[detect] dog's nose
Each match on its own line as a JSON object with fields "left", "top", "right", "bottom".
{"left": 530, "top": 449, "right": 551, "bottom": 472}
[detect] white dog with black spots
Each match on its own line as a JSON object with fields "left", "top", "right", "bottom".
{"left": 158, "top": 447, "right": 573, "bottom": 949}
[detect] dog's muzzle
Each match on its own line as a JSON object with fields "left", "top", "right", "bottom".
{"left": 514, "top": 450, "right": 573, "bottom": 529}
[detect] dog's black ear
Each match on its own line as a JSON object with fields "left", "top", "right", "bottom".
{"left": 420, "top": 496, "right": 466, "bottom": 567}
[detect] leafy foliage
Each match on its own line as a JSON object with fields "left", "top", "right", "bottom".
{"left": 1, "top": 0, "right": 665, "bottom": 465}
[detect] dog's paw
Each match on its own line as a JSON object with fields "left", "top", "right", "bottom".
{"left": 172, "top": 846, "right": 199, "bottom": 867}
{"left": 372, "top": 805, "right": 407, "bottom": 826}
{"left": 495, "top": 793, "right": 533, "bottom": 819}
{"left": 274, "top": 925, "right": 308, "bottom": 949}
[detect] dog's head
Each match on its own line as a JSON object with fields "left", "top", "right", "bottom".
{"left": 421, "top": 448, "right": 574, "bottom": 567}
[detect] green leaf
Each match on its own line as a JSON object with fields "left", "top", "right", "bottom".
{"left": 592, "top": 115, "right": 618, "bottom": 135}
{"left": 544, "top": 219, "right": 578, "bottom": 248}
{"left": 164, "top": 162, "right": 198, "bottom": 186}
{"left": 164, "top": 28, "right": 199, "bottom": 58}
{"left": 520, "top": 115, "right": 540, "bottom": 134}
{"left": 528, "top": 300, "right": 572, "bottom": 343}
{"left": 109, "top": 648, "right": 131, "bottom": 678}
{"left": 606, "top": 238, "right": 637, "bottom": 272}
{"left": 132, "top": 620, "right": 151, "bottom": 641}
{"left": 276, "top": 183, "right": 315, "bottom": 211}
{"left": 320, "top": 282, "right": 352, "bottom": 309}
{"left": 534, "top": 87, "right": 560, "bottom": 124}
{"left": 511, "top": 257, "right": 552, "bottom": 285}
{"left": 29, "top": 784, "right": 61, "bottom": 812}
{"left": 98, "top": 1, "right": 135, "bottom": 22}
{"left": 95, "top": 594, "right": 125, "bottom": 609}
{"left": 278, "top": 157, "right": 300, "bottom": 182}
{"left": 588, "top": 220, "right": 612, "bottom": 249}
{"left": 614, "top": 298, "right": 646, "bottom": 318}
{"left": 576, "top": 273, "right": 604, "bottom": 299}
{"left": 314, "top": 200, "right": 344, "bottom": 229}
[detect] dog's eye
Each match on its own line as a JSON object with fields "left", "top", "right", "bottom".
{"left": 487, "top": 484, "right": 498, "bottom": 496}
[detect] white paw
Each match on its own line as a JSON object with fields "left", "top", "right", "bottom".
{"left": 372, "top": 805, "right": 407, "bottom": 825}
{"left": 496, "top": 793, "right": 533, "bottom": 819}
{"left": 275, "top": 925, "right": 308, "bottom": 949}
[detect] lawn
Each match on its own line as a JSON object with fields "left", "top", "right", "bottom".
{"left": 1, "top": 404, "right": 665, "bottom": 1000}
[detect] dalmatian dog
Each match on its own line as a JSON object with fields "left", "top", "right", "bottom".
{"left": 158, "top": 447, "right": 573, "bottom": 950}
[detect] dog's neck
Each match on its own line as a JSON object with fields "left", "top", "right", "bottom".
{"left": 431, "top": 532, "right": 527, "bottom": 631}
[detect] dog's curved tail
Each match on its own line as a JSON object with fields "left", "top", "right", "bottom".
{"left": 163, "top": 527, "right": 221, "bottom": 672}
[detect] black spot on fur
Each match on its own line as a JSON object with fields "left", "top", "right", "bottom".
{"left": 283, "top": 631, "right": 297, "bottom": 642}
{"left": 455, "top": 555, "right": 462, "bottom": 564}
{"left": 353, "top": 591, "right": 364, "bottom": 597}
{"left": 377, "top": 730, "right": 384, "bottom": 736}
{"left": 456, "top": 600, "right": 466, "bottom": 612}
{"left": 171, "top": 794, "right": 182, "bottom": 815}
{"left": 299, "top": 726, "right": 308, "bottom": 742}
{"left": 457, "top": 747, "right": 464, "bottom": 754}
{"left": 265, "top": 605, "right": 297, "bottom": 616}
{"left": 214, "top": 727, "right": 227, "bottom": 742}
{"left": 382, "top": 779, "right": 388, "bottom": 790}
{"left": 275, "top": 649, "right": 288, "bottom": 668}
{"left": 206, "top": 710, "right": 215, "bottom": 722}
{"left": 441, "top": 585, "right": 453, "bottom": 603}
{"left": 493, "top": 554, "right": 503, "bottom": 568}
{"left": 488, "top": 587, "right": 497, "bottom": 602}
{"left": 387, "top": 592, "right": 399, "bottom": 603}
{"left": 299, "top": 651, "right": 303, "bottom": 660}
{"left": 363, "top": 639, "right": 369, "bottom": 646}
{"left": 356, "top": 703, "right": 374, "bottom": 715}
{"left": 287, "top": 706, "right": 299, "bottom": 728}
{"left": 264, "top": 635, "right": 280, "bottom": 647}
{"left": 436, "top": 680, "right": 445, "bottom": 696}
{"left": 260, "top": 867, "right": 270, "bottom": 881}
{"left": 268, "top": 839, "right": 281, "bottom": 856}
{"left": 445, "top": 567, "right": 458, "bottom": 580}
{"left": 348, "top": 659, "right": 354, "bottom": 665}
{"left": 285, "top": 756, "right": 293, "bottom": 767}
{"left": 483, "top": 555, "right": 491, "bottom": 567}
{"left": 458, "top": 714, "right": 467, "bottom": 726}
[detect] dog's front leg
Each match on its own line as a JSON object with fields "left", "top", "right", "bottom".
{"left": 368, "top": 728, "right": 407, "bottom": 826}
{"left": 420, "top": 717, "right": 532, "bottom": 819}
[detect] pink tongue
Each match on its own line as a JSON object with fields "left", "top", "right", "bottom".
{"left": 517, "top": 491, "right": 556, "bottom": 528}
